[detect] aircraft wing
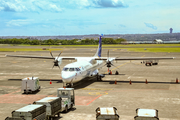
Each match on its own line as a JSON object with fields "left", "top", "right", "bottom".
{"left": 6, "top": 54, "right": 54, "bottom": 59}
{"left": 5, "top": 54, "right": 76, "bottom": 60}
{"left": 95, "top": 57, "right": 175, "bottom": 61}
{"left": 6, "top": 54, "right": 175, "bottom": 61}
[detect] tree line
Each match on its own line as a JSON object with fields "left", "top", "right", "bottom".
{"left": 0, "top": 38, "right": 126, "bottom": 45}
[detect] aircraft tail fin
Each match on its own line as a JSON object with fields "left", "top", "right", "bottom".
{"left": 94, "top": 36, "right": 102, "bottom": 57}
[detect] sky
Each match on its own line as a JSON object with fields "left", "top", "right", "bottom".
{"left": 0, "top": 0, "right": 180, "bottom": 36}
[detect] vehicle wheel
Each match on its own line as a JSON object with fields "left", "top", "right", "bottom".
{"left": 149, "top": 63, "right": 152, "bottom": 66}
{"left": 156, "top": 63, "right": 158, "bottom": 65}
{"left": 145, "top": 64, "right": 147, "bottom": 66}
{"left": 70, "top": 104, "right": 73, "bottom": 109}
{"left": 57, "top": 112, "right": 60, "bottom": 117}
{"left": 64, "top": 106, "right": 68, "bottom": 113}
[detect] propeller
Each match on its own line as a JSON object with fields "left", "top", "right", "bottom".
{"left": 50, "top": 51, "right": 62, "bottom": 69}
{"left": 106, "top": 50, "right": 112, "bottom": 68}
{"left": 104, "top": 50, "right": 120, "bottom": 72}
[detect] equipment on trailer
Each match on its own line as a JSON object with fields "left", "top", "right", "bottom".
{"left": 21, "top": 76, "right": 40, "bottom": 94}
{"left": 96, "top": 107, "right": 119, "bottom": 120}
{"left": 5, "top": 104, "right": 46, "bottom": 120}
{"left": 134, "top": 108, "right": 159, "bottom": 120}
{"left": 57, "top": 88, "right": 75, "bottom": 112}
{"left": 34, "top": 97, "right": 62, "bottom": 120}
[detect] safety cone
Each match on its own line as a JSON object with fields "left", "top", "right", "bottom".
{"left": 115, "top": 80, "right": 117, "bottom": 84}
{"left": 176, "top": 78, "right": 179, "bottom": 84}
{"left": 129, "top": 80, "right": 132, "bottom": 85}
{"left": 145, "top": 79, "right": 148, "bottom": 84}
{"left": 50, "top": 79, "right": 52, "bottom": 84}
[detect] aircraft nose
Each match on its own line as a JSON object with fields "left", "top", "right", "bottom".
{"left": 61, "top": 72, "right": 75, "bottom": 83}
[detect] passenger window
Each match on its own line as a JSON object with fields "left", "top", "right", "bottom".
{"left": 69, "top": 68, "right": 74, "bottom": 71}
{"left": 75, "top": 68, "right": 79, "bottom": 71}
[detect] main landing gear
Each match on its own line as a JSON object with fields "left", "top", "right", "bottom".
{"left": 96, "top": 73, "right": 102, "bottom": 81}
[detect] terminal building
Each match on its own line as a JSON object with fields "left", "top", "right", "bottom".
{"left": 152, "top": 39, "right": 163, "bottom": 44}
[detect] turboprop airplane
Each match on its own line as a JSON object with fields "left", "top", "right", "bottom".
{"left": 6, "top": 36, "right": 175, "bottom": 87}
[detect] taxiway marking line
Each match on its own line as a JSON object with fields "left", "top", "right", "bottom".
{"left": 86, "top": 95, "right": 102, "bottom": 106}
{"left": 82, "top": 88, "right": 112, "bottom": 90}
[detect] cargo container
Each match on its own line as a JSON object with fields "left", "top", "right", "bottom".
{"left": 95, "top": 107, "right": 119, "bottom": 120}
{"left": 134, "top": 108, "right": 159, "bottom": 120}
{"left": 21, "top": 77, "right": 40, "bottom": 94}
{"left": 5, "top": 104, "right": 46, "bottom": 120}
{"left": 34, "top": 97, "right": 61, "bottom": 120}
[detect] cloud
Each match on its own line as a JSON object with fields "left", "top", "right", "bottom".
{"left": 6, "top": 19, "right": 34, "bottom": 27}
{"left": 92, "top": 0, "right": 128, "bottom": 8}
{"left": 144, "top": 22, "right": 157, "bottom": 30}
{"left": 70, "top": 0, "right": 128, "bottom": 8}
{"left": 0, "top": 0, "right": 62, "bottom": 12}
{"left": 0, "top": 0, "right": 27, "bottom": 12}
{"left": 0, "top": 0, "right": 127, "bottom": 13}
{"left": 118, "top": 24, "right": 126, "bottom": 27}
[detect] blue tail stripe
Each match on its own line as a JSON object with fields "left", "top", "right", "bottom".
{"left": 98, "top": 36, "right": 102, "bottom": 57}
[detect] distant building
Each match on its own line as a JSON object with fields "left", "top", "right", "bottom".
{"left": 153, "top": 39, "right": 163, "bottom": 44}
{"left": 170, "top": 28, "right": 173, "bottom": 33}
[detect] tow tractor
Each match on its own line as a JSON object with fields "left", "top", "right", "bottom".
{"left": 57, "top": 88, "right": 75, "bottom": 113}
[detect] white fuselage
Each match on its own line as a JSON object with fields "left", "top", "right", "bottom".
{"left": 61, "top": 57, "right": 104, "bottom": 84}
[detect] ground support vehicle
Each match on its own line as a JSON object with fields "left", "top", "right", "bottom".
{"left": 5, "top": 104, "right": 46, "bottom": 120}
{"left": 57, "top": 88, "right": 75, "bottom": 112}
{"left": 134, "top": 108, "right": 159, "bottom": 120}
{"left": 143, "top": 60, "right": 159, "bottom": 66}
{"left": 95, "top": 107, "right": 119, "bottom": 120}
{"left": 34, "top": 97, "right": 62, "bottom": 120}
{"left": 21, "top": 77, "right": 40, "bottom": 94}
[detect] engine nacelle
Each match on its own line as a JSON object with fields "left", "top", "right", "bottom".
{"left": 54, "top": 57, "right": 62, "bottom": 66}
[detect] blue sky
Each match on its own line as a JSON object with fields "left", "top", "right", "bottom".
{"left": 0, "top": 0, "right": 180, "bottom": 36}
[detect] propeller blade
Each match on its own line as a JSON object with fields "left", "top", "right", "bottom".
{"left": 50, "top": 51, "right": 54, "bottom": 58}
{"left": 58, "top": 65, "right": 61, "bottom": 70}
{"left": 107, "top": 50, "right": 109, "bottom": 60}
{"left": 52, "top": 65, "right": 55, "bottom": 69}
{"left": 111, "top": 64, "right": 120, "bottom": 70}
{"left": 57, "top": 51, "right": 63, "bottom": 58}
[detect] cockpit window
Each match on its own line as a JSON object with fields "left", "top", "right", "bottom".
{"left": 69, "top": 68, "right": 75, "bottom": 71}
{"left": 75, "top": 68, "right": 81, "bottom": 71}
{"left": 63, "top": 67, "right": 81, "bottom": 71}
{"left": 63, "top": 68, "right": 69, "bottom": 71}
